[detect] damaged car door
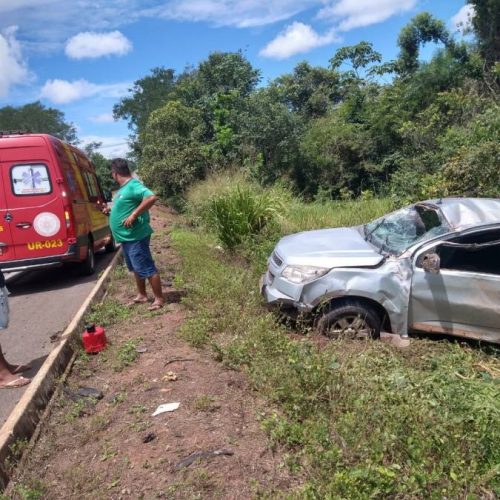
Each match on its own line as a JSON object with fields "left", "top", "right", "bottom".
{"left": 409, "top": 227, "right": 500, "bottom": 343}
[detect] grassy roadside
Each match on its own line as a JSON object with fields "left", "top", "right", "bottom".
{"left": 4, "top": 206, "right": 294, "bottom": 499}
{"left": 172, "top": 175, "right": 500, "bottom": 498}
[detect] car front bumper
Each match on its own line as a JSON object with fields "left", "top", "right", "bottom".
{"left": 260, "top": 271, "right": 312, "bottom": 313}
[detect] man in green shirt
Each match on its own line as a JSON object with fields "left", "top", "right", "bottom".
{"left": 104, "top": 158, "right": 164, "bottom": 310}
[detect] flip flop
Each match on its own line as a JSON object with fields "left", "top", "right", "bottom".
{"left": 147, "top": 303, "right": 164, "bottom": 311}
{"left": 1, "top": 376, "right": 31, "bottom": 389}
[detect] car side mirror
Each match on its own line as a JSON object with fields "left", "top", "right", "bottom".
{"left": 422, "top": 253, "right": 440, "bottom": 274}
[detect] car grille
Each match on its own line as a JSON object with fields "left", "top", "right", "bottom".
{"left": 272, "top": 252, "right": 283, "bottom": 267}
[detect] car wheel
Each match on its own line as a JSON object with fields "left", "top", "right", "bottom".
{"left": 80, "top": 241, "right": 95, "bottom": 276}
{"left": 105, "top": 234, "right": 117, "bottom": 253}
{"left": 317, "top": 301, "right": 381, "bottom": 340}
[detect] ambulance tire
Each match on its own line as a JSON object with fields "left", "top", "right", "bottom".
{"left": 80, "top": 239, "right": 95, "bottom": 276}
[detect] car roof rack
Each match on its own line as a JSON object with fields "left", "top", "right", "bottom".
{"left": 0, "top": 130, "right": 32, "bottom": 137}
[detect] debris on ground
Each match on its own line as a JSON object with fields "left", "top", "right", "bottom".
{"left": 142, "top": 432, "right": 157, "bottom": 443}
{"left": 151, "top": 402, "right": 180, "bottom": 416}
{"left": 162, "top": 371, "right": 178, "bottom": 381}
{"left": 173, "top": 449, "right": 234, "bottom": 471}
{"left": 62, "top": 385, "right": 104, "bottom": 401}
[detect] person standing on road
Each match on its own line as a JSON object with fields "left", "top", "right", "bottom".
{"left": 0, "top": 270, "right": 31, "bottom": 389}
{"left": 103, "top": 158, "right": 164, "bottom": 311}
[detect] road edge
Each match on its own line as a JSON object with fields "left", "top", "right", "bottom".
{"left": 0, "top": 249, "right": 122, "bottom": 490}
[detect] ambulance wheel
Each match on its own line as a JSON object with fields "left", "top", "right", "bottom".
{"left": 80, "top": 241, "right": 95, "bottom": 276}
{"left": 105, "top": 234, "right": 117, "bottom": 253}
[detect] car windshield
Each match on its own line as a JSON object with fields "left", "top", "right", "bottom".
{"left": 364, "top": 204, "right": 450, "bottom": 255}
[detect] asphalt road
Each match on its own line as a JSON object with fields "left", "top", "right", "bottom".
{"left": 0, "top": 250, "right": 117, "bottom": 425}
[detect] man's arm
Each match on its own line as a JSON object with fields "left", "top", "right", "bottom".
{"left": 122, "top": 194, "right": 157, "bottom": 228}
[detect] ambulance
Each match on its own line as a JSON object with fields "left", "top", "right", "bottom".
{"left": 0, "top": 133, "right": 115, "bottom": 275}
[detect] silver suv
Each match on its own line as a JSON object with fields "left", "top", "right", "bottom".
{"left": 261, "top": 198, "right": 500, "bottom": 344}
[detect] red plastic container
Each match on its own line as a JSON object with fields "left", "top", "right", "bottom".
{"left": 82, "top": 324, "right": 107, "bottom": 354}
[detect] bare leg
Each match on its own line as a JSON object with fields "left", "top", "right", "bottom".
{"left": 132, "top": 273, "right": 148, "bottom": 302}
{"left": 148, "top": 273, "right": 164, "bottom": 309}
{"left": 0, "top": 344, "right": 30, "bottom": 388}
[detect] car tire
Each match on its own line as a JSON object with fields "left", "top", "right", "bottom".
{"left": 80, "top": 240, "right": 95, "bottom": 276}
{"left": 317, "top": 301, "right": 381, "bottom": 340}
{"left": 105, "top": 234, "right": 117, "bottom": 254}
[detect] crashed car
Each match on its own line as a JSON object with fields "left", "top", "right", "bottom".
{"left": 261, "top": 198, "right": 500, "bottom": 344}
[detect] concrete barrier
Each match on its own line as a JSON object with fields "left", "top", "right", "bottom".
{"left": 0, "top": 249, "right": 122, "bottom": 490}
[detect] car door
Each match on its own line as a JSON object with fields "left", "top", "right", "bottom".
{"left": 409, "top": 227, "right": 500, "bottom": 343}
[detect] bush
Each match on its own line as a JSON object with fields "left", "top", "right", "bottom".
{"left": 205, "top": 185, "right": 282, "bottom": 250}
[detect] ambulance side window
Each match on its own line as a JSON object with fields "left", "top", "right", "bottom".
{"left": 11, "top": 164, "right": 52, "bottom": 196}
{"left": 83, "top": 171, "right": 99, "bottom": 201}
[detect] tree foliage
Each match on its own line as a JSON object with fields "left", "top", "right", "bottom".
{"left": 139, "top": 101, "right": 207, "bottom": 201}
{"left": 83, "top": 142, "right": 118, "bottom": 194}
{"left": 468, "top": 0, "right": 500, "bottom": 67}
{"left": 121, "top": 12, "right": 498, "bottom": 204}
{"left": 0, "top": 101, "right": 77, "bottom": 143}
{"left": 113, "top": 67, "right": 177, "bottom": 134}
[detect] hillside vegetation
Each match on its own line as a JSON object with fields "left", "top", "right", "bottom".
{"left": 109, "top": 1, "right": 500, "bottom": 206}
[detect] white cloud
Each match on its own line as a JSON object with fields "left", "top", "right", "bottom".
{"left": 0, "top": 1, "right": 143, "bottom": 52}
{"left": 317, "top": 0, "right": 417, "bottom": 31}
{"left": 451, "top": 4, "right": 475, "bottom": 33}
{"left": 1, "top": 0, "right": 423, "bottom": 54}
{"left": 0, "top": 0, "right": 318, "bottom": 39}
{"left": 65, "top": 31, "right": 132, "bottom": 59}
{"left": 90, "top": 112, "right": 115, "bottom": 123}
{"left": 40, "top": 79, "right": 130, "bottom": 104}
{"left": 260, "top": 22, "right": 338, "bottom": 59}
{"left": 147, "top": 0, "right": 318, "bottom": 28}
{"left": 80, "top": 135, "right": 130, "bottom": 159}
{"left": 0, "top": 26, "right": 30, "bottom": 98}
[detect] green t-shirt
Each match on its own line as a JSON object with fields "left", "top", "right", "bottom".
{"left": 109, "top": 178, "right": 154, "bottom": 243}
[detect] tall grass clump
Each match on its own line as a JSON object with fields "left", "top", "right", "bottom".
{"left": 205, "top": 185, "right": 283, "bottom": 250}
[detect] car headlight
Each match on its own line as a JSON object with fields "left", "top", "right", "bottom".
{"left": 282, "top": 265, "right": 330, "bottom": 284}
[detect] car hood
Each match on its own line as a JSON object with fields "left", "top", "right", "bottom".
{"left": 275, "top": 227, "right": 384, "bottom": 268}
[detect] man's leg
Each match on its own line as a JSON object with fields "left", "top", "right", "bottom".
{"left": 148, "top": 273, "right": 164, "bottom": 308}
{"left": 133, "top": 273, "right": 148, "bottom": 303}
{"left": 122, "top": 241, "right": 148, "bottom": 303}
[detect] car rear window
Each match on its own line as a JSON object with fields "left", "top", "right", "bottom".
{"left": 11, "top": 164, "right": 52, "bottom": 196}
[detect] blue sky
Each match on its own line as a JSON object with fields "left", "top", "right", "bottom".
{"left": 0, "top": 0, "right": 473, "bottom": 158}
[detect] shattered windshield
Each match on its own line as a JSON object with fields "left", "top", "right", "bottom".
{"left": 364, "top": 204, "right": 450, "bottom": 255}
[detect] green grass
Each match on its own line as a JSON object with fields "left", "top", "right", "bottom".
{"left": 114, "top": 337, "right": 144, "bottom": 371}
{"left": 86, "top": 299, "right": 132, "bottom": 327}
{"left": 171, "top": 181, "right": 500, "bottom": 498}
{"left": 283, "top": 197, "right": 391, "bottom": 233}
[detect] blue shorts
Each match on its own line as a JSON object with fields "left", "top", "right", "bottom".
{"left": 121, "top": 236, "right": 158, "bottom": 279}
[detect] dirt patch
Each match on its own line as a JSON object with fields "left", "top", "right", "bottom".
{"left": 6, "top": 205, "right": 294, "bottom": 499}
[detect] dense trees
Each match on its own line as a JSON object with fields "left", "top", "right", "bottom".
{"left": 0, "top": 101, "right": 77, "bottom": 143}
{"left": 83, "top": 142, "right": 118, "bottom": 194}
{"left": 116, "top": 9, "right": 499, "bottom": 205}
{"left": 468, "top": 0, "right": 500, "bottom": 68}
